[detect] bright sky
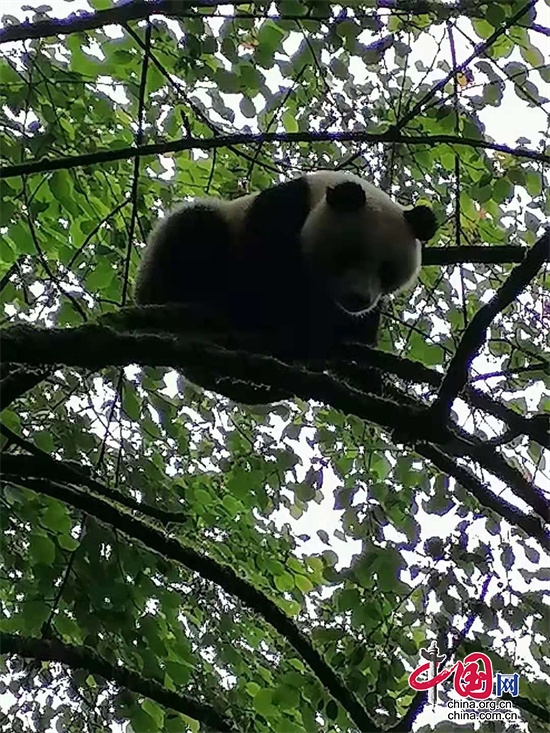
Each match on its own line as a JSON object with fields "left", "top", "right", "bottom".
{"left": 1, "top": 1, "right": 549, "bottom": 732}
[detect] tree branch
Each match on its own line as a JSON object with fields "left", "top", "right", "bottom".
{"left": 382, "top": 383, "right": 549, "bottom": 523}
{"left": 1, "top": 450, "right": 189, "bottom": 525}
{"left": 337, "top": 343, "right": 549, "bottom": 449}
{"left": 1, "top": 131, "right": 547, "bottom": 181}
{"left": 0, "top": 631, "right": 235, "bottom": 732}
{"left": 3, "top": 302, "right": 548, "bottom": 452}
{"left": 417, "top": 446, "right": 548, "bottom": 549}
{"left": 3, "top": 306, "right": 547, "bottom": 451}
{"left": 12, "top": 476, "right": 382, "bottom": 733}
{"left": 0, "top": 0, "right": 527, "bottom": 46}
{"left": 2, "top": 321, "right": 548, "bottom": 544}
{"left": 0, "top": 365, "right": 51, "bottom": 410}
{"left": 423, "top": 245, "right": 529, "bottom": 266}
{"left": 431, "top": 230, "right": 549, "bottom": 426}
{"left": 395, "top": 0, "right": 537, "bottom": 130}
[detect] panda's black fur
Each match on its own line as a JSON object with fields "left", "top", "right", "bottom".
{"left": 134, "top": 171, "right": 437, "bottom": 403}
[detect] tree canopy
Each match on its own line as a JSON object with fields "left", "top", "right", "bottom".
{"left": 0, "top": 1, "right": 549, "bottom": 732}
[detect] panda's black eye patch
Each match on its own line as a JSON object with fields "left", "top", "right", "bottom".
{"left": 379, "top": 261, "right": 400, "bottom": 292}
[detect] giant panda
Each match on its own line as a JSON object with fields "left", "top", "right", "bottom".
{"left": 134, "top": 170, "right": 437, "bottom": 403}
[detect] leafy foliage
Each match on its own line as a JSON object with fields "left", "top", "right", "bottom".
{"left": 0, "top": 1, "right": 549, "bottom": 732}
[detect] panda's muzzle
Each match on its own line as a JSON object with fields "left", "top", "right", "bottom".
{"left": 336, "top": 292, "right": 378, "bottom": 315}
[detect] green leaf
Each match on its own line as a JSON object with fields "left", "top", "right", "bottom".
{"left": 194, "top": 489, "right": 212, "bottom": 507}
{"left": 141, "top": 700, "right": 164, "bottom": 727}
{"left": 482, "top": 82, "right": 503, "bottom": 106}
{"left": 174, "top": 715, "right": 199, "bottom": 733}
{"left": 326, "top": 699, "right": 339, "bottom": 720}
{"left": 273, "top": 684, "right": 300, "bottom": 709}
{"left": 257, "top": 20, "right": 286, "bottom": 54}
{"left": 525, "top": 170, "right": 542, "bottom": 196}
{"left": 7, "top": 221, "right": 34, "bottom": 255}
{"left": 165, "top": 661, "right": 191, "bottom": 686}
{"left": 337, "top": 587, "right": 361, "bottom": 611}
{"left": 34, "top": 430, "right": 55, "bottom": 453}
{"left": 131, "top": 708, "right": 159, "bottom": 733}
{"left": 0, "top": 60, "right": 21, "bottom": 86}
{"left": 55, "top": 614, "right": 82, "bottom": 641}
{"left": 42, "top": 503, "right": 72, "bottom": 535}
{"left": 0, "top": 237, "right": 15, "bottom": 265}
{"left": 240, "top": 97, "right": 256, "bottom": 118}
{"left": 493, "top": 177, "right": 512, "bottom": 203}
{"left": 473, "top": 19, "right": 494, "bottom": 39}
{"left": 122, "top": 383, "right": 141, "bottom": 421}
{"left": 253, "top": 688, "right": 275, "bottom": 716}
{"left": 274, "top": 573, "right": 294, "bottom": 592}
{"left": 56, "top": 299, "right": 86, "bottom": 327}
{"left": 30, "top": 533, "right": 56, "bottom": 566}
{"left": 214, "top": 68, "right": 239, "bottom": 93}
{"left": 336, "top": 19, "right": 361, "bottom": 40}
{"left": 329, "top": 56, "right": 348, "bottom": 79}
{"left": 282, "top": 111, "right": 298, "bottom": 132}
{"left": 49, "top": 171, "right": 74, "bottom": 206}
{"left": 486, "top": 4, "right": 506, "bottom": 27}
{"left": 202, "top": 36, "right": 218, "bottom": 55}
{"left": 86, "top": 260, "right": 115, "bottom": 293}
{"left": 58, "top": 534, "right": 79, "bottom": 551}
{"left": 520, "top": 44, "right": 544, "bottom": 67}
{"left": 222, "top": 495, "right": 241, "bottom": 515}
{"left": 0, "top": 200, "right": 15, "bottom": 227}
{"left": 294, "top": 574, "right": 313, "bottom": 593}
{"left": 23, "top": 600, "right": 51, "bottom": 633}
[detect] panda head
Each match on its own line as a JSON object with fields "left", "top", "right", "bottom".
{"left": 300, "top": 172, "right": 437, "bottom": 316}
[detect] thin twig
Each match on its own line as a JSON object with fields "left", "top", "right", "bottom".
{"left": 121, "top": 22, "right": 150, "bottom": 306}
{"left": 431, "top": 231, "right": 549, "bottom": 425}
{"left": 1, "top": 131, "right": 547, "bottom": 181}
{"left": 395, "top": 1, "right": 537, "bottom": 131}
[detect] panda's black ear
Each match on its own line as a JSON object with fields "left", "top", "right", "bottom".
{"left": 404, "top": 205, "right": 437, "bottom": 242}
{"left": 326, "top": 181, "right": 366, "bottom": 212}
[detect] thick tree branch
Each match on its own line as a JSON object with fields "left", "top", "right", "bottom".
{"left": 0, "top": 365, "right": 51, "bottom": 410}
{"left": 2, "top": 322, "right": 548, "bottom": 544}
{"left": 3, "top": 306, "right": 547, "bottom": 450}
{"left": 1, "top": 131, "right": 547, "bottom": 181}
{"left": 3, "top": 303, "right": 548, "bottom": 451}
{"left": 0, "top": 0, "right": 528, "bottom": 46}
{"left": 1, "top": 451, "right": 189, "bottom": 525}
{"left": 0, "top": 631, "right": 235, "bottom": 732}
{"left": 12, "top": 476, "right": 382, "bottom": 733}
{"left": 337, "top": 344, "right": 549, "bottom": 449}
{"left": 431, "top": 230, "right": 549, "bottom": 425}
{"left": 417, "top": 446, "right": 548, "bottom": 549}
